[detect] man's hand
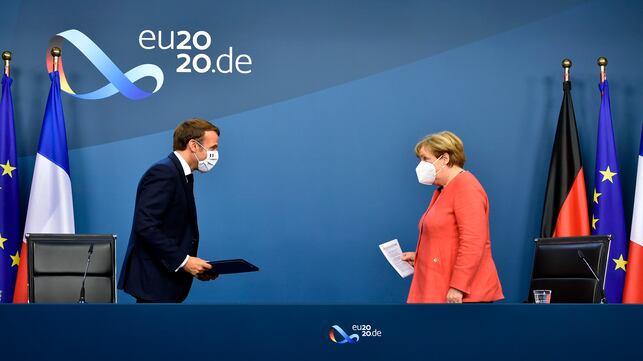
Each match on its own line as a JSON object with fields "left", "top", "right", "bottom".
{"left": 182, "top": 256, "right": 212, "bottom": 276}
{"left": 196, "top": 272, "right": 219, "bottom": 281}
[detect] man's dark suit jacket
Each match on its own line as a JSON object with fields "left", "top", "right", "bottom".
{"left": 118, "top": 153, "right": 199, "bottom": 302}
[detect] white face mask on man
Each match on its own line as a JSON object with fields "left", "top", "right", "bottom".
{"left": 415, "top": 155, "right": 445, "bottom": 185}
{"left": 192, "top": 140, "right": 219, "bottom": 173}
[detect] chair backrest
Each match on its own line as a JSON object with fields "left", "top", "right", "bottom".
{"left": 528, "top": 235, "right": 610, "bottom": 303}
{"left": 27, "top": 233, "right": 116, "bottom": 303}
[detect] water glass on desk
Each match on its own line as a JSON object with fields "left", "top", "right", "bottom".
{"left": 533, "top": 289, "right": 552, "bottom": 304}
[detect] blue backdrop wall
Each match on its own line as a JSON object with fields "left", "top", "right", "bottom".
{"left": 0, "top": 0, "right": 641, "bottom": 303}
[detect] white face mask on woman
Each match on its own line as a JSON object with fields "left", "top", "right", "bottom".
{"left": 415, "top": 155, "right": 444, "bottom": 185}
{"left": 192, "top": 140, "right": 219, "bottom": 173}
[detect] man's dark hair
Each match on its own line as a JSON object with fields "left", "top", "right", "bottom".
{"left": 173, "top": 118, "right": 220, "bottom": 151}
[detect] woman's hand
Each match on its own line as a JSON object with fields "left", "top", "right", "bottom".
{"left": 446, "top": 288, "right": 464, "bottom": 303}
{"left": 401, "top": 252, "right": 416, "bottom": 266}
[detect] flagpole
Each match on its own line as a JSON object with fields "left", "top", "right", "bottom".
{"left": 2, "top": 51, "right": 10, "bottom": 77}
{"left": 562, "top": 58, "right": 572, "bottom": 82}
{"left": 598, "top": 56, "right": 608, "bottom": 83}
{"left": 51, "top": 47, "right": 61, "bottom": 72}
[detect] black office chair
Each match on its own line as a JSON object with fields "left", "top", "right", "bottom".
{"left": 27, "top": 233, "right": 117, "bottom": 303}
{"left": 527, "top": 235, "right": 610, "bottom": 303}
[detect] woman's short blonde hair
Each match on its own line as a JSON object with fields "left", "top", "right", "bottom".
{"left": 414, "top": 131, "right": 466, "bottom": 167}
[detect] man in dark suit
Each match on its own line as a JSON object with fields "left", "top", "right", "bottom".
{"left": 118, "top": 118, "right": 220, "bottom": 303}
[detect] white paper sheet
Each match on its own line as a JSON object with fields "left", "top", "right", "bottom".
{"left": 379, "top": 239, "right": 414, "bottom": 278}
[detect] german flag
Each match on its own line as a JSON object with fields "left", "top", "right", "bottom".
{"left": 541, "top": 80, "right": 590, "bottom": 237}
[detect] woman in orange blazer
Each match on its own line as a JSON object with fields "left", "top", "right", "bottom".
{"left": 402, "top": 131, "right": 504, "bottom": 303}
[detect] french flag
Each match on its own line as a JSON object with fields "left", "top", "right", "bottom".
{"left": 623, "top": 126, "right": 643, "bottom": 303}
{"left": 13, "top": 71, "right": 75, "bottom": 303}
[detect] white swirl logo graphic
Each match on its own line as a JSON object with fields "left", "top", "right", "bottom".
{"left": 47, "top": 29, "right": 164, "bottom": 100}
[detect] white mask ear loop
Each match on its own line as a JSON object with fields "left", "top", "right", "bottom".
{"left": 434, "top": 155, "right": 446, "bottom": 173}
{"left": 192, "top": 140, "right": 205, "bottom": 161}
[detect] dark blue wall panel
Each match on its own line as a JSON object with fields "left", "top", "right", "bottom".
{"left": 1, "top": 0, "right": 641, "bottom": 303}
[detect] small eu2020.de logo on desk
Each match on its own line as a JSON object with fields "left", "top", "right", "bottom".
{"left": 329, "top": 324, "right": 383, "bottom": 344}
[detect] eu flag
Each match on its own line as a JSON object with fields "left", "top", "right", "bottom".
{"left": 591, "top": 80, "right": 628, "bottom": 303}
{"left": 0, "top": 74, "right": 21, "bottom": 303}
